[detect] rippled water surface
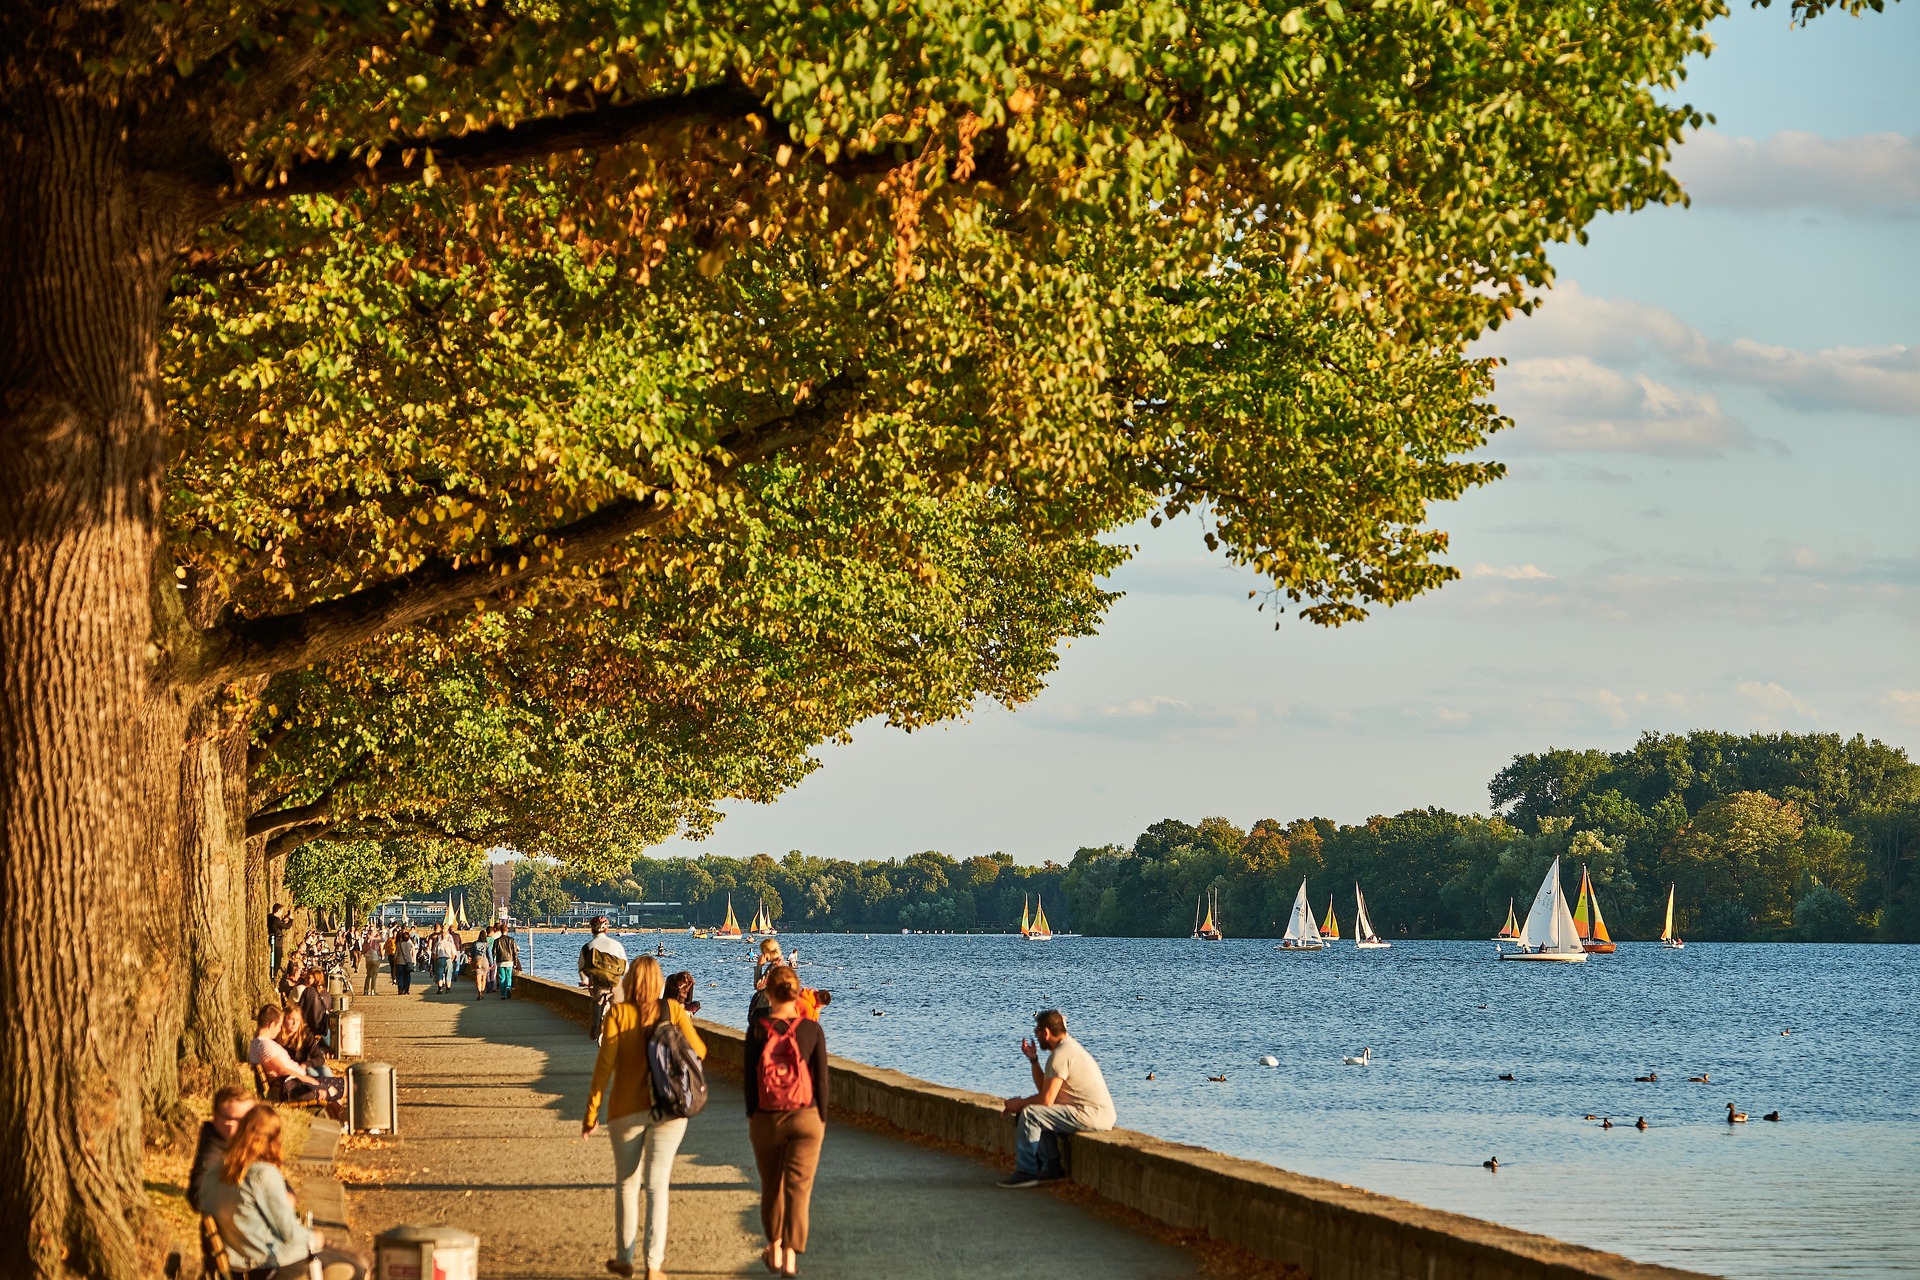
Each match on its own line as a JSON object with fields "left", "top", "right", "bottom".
{"left": 516, "top": 932, "right": 1919, "bottom": 1279}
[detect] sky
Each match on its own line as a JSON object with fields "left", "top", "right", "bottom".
{"left": 656, "top": 4, "right": 1920, "bottom": 866}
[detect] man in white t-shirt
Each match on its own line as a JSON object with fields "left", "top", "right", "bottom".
{"left": 577, "top": 917, "right": 628, "bottom": 1039}
{"left": 998, "top": 1009, "right": 1116, "bottom": 1187}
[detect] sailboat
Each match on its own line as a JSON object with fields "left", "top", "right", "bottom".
{"left": 1278, "top": 879, "right": 1325, "bottom": 951}
{"left": 441, "top": 896, "right": 457, "bottom": 929}
{"left": 1570, "top": 864, "right": 1618, "bottom": 954}
{"left": 1027, "top": 895, "right": 1054, "bottom": 941}
{"left": 1353, "top": 884, "right": 1390, "bottom": 949}
{"left": 1492, "top": 899, "right": 1520, "bottom": 943}
{"left": 1019, "top": 895, "right": 1031, "bottom": 938}
{"left": 1320, "top": 896, "right": 1341, "bottom": 941}
{"left": 712, "top": 896, "right": 743, "bottom": 940}
{"left": 1497, "top": 856, "right": 1588, "bottom": 962}
{"left": 750, "top": 900, "right": 775, "bottom": 935}
{"left": 1192, "top": 888, "right": 1223, "bottom": 941}
{"left": 1660, "top": 884, "right": 1685, "bottom": 950}
{"left": 455, "top": 896, "right": 469, "bottom": 930}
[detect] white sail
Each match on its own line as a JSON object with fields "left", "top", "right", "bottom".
{"left": 1282, "top": 879, "right": 1322, "bottom": 944}
{"left": 1517, "top": 857, "right": 1584, "bottom": 954}
{"left": 1354, "top": 885, "right": 1378, "bottom": 942}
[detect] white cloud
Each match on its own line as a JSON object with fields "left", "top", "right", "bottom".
{"left": 1734, "top": 680, "right": 1819, "bottom": 725}
{"left": 1671, "top": 130, "right": 1920, "bottom": 215}
{"left": 1491, "top": 357, "right": 1755, "bottom": 456}
{"left": 1478, "top": 284, "right": 1920, "bottom": 450}
{"left": 1883, "top": 690, "right": 1920, "bottom": 727}
{"left": 1035, "top": 695, "right": 1262, "bottom": 740}
{"left": 1469, "top": 562, "right": 1554, "bottom": 580}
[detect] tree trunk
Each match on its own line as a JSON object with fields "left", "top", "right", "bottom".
{"left": 245, "top": 835, "right": 274, "bottom": 1009}
{"left": 0, "top": 92, "right": 195, "bottom": 1279}
{"left": 176, "top": 702, "right": 251, "bottom": 1093}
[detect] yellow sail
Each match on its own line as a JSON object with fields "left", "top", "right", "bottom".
{"left": 1320, "top": 897, "right": 1340, "bottom": 940}
{"left": 442, "top": 899, "right": 457, "bottom": 928}
{"left": 717, "top": 897, "right": 741, "bottom": 936}
{"left": 1031, "top": 896, "right": 1051, "bottom": 936}
{"left": 1020, "top": 895, "right": 1031, "bottom": 936}
{"left": 1661, "top": 885, "right": 1676, "bottom": 941}
{"left": 1199, "top": 903, "right": 1215, "bottom": 933}
{"left": 1571, "top": 868, "right": 1593, "bottom": 938}
{"left": 1498, "top": 900, "right": 1519, "bottom": 938}
{"left": 1589, "top": 880, "right": 1613, "bottom": 943}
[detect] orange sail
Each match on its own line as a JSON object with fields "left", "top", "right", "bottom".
{"left": 1319, "top": 897, "right": 1340, "bottom": 940}
{"left": 715, "top": 896, "right": 742, "bottom": 938}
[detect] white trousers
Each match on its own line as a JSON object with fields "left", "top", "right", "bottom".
{"left": 609, "top": 1111, "right": 688, "bottom": 1269}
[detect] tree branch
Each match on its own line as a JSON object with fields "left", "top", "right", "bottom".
{"left": 248, "top": 796, "right": 335, "bottom": 841}
{"left": 184, "top": 380, "right": 858, "bottom": 686}
{"left": 247, "top": 82, "right": 768, "bottom": 202}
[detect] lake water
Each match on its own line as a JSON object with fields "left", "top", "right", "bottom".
{"left": 515, "top": 932, "right": 1919, "bottom": 1279}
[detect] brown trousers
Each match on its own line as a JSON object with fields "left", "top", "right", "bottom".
{"left": 748, "top": 1108, "right": 826, "bottom": 1252}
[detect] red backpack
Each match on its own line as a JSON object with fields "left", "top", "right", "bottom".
{"left": 756, "top": 1017, "right": 814, "bottom": 1111}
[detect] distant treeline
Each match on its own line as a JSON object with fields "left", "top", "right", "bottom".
{"left": 526, "top": 731, "right": 1919, "bottom": 943}
{"left": 1068, "top": 732, "right": 1919, "bottom": 943}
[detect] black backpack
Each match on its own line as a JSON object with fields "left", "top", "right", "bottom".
{"left": 647, "top": 1017, "right": 708, "bottom": 1121}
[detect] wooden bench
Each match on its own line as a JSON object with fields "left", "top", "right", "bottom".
{"left": 250, "top": 1061, "right": 328, "bottom": 1112}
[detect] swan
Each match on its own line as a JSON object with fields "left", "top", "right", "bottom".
{"left": 1688, "top": 1073, "right": 1709, "bottom": 1083}
{"left": 1259, "top": 1056, "right": 1279, "bottom": 1067}
{"left": 1342, "top": 1048, "right": 1372, "bottom": 1066}
{"left": 1483, "top": 1156, "right": 1499, "bottom": 1170}
{"left": 1727, "top": 1103, "right": 1749, "bottom": 1123}
{"left": 1763, "top": 1111, "right": 1781, "bottom": 1122}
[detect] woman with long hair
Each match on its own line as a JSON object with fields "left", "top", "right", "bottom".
{"left": 745, "top": 964, "right": 829, "bottom": 1278}
{"left": 202, "top": 1105, "right": 370, "bottom": 1279}
{"left": 583, "top": 955, "right": 707, "bottom": 1280}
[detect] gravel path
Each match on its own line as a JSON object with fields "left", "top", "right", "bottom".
{"left": 343, "top": 984, "right": 1201, "bottom": 1279}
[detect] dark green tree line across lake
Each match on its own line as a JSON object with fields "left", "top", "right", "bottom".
{"left": 495, "top": 731, "right": 1920, "bottom": 944}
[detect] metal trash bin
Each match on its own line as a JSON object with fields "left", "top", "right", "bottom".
{"left": 336, "top": 993, "right": 352, "bottom": 1014}
{"left": 375, "top": 1225, "right": 477, "bottom": 1280}
{"left": 327, "top": 971, "right": 345, "bottom": 996}
{"left": 347, "top": 1061, "right": 397, "bottom": 1135}
{"left": 338, "top": 1011, "right": 364, "bottom": 1058}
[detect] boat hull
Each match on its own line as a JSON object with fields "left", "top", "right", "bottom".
{"left": 1355, "top": 940, "right": 1391, "bottom": 949}
{"left": 1662, "top": 939, "right": 1686, "bottom": 950}
{"left": 1583, "top": 942, "right": 1617, "bottom": 954}
{"left": 1277, "top": 941, "right": 1325, "bottom": 951}
{"left": 1499, "top": 950, "right": 1587, "bottom": 962}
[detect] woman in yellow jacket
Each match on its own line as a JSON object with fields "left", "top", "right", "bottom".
{"left": 583, "top": 955, "right": 706, "bottom": 1280}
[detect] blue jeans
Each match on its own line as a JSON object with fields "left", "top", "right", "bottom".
{"left": 1014, "top": 1104, "right": 1105, "bottom": 1177}
{"left": 433, "top": 956, "right": 452, "bottom": 986}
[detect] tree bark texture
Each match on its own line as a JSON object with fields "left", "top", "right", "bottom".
{"left": 0, "top": 92, "right": 195, "bottom": 1279}
{"left": 245, "top": 835, "right": 273, "bottom": 1009}
{"left": 175, "top": 702, "right": 251, "bottom": 1094}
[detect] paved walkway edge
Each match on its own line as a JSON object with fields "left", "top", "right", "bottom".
{"left": 516, "top": 976, "right": 1719, "bottom": 1280}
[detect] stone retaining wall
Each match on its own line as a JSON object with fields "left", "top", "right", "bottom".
{"left": 515, "top": 975, "right": 1711, "bottom": 1280}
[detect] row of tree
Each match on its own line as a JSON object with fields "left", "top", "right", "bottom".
{"left": 0, "top": 2, "right": 1868, "bottom": 1274}
{"left": 460, "top": 732, "right": 1917, "bottom": 944}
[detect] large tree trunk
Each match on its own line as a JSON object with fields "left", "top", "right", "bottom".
{"left": 0, "top": 92, "right": 195, "bottom": 1279}
{"left": 176, "top": 701, "right": 252, "bottom": 1094}
{"left": 245, "top": 835, "right": 274, "bottom": 1009}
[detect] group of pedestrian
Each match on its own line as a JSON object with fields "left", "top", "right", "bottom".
{"left": 577, "top": 925, "right": 832, "bottom": 1280}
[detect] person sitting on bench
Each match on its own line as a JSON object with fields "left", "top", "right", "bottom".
{"left": 248, "top": 1004, "right": 344, "bottom": 1117}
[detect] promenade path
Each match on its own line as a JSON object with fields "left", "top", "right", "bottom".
{"left": 342, "top": 984, "right": 1206, "bottom": 1280}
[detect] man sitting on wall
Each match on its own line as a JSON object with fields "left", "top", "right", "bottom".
{"left": 998, "top": 1009, "right": 1117, "bottom": 1188}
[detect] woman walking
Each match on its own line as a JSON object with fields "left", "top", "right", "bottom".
{"left": 203, "top": 1104, "right": 371, "bottom": 1279}
{"left": 432, "top": 926, "right": 458, "bottom": 992}
{"left": 583, "top": 955, "right": 707, "bottom": 1280}
{"left": 470, "top": 931, "right": 494, "bottom": 999}
{"left": 745, "top": 964, "right": 828, "bottom": 1278}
